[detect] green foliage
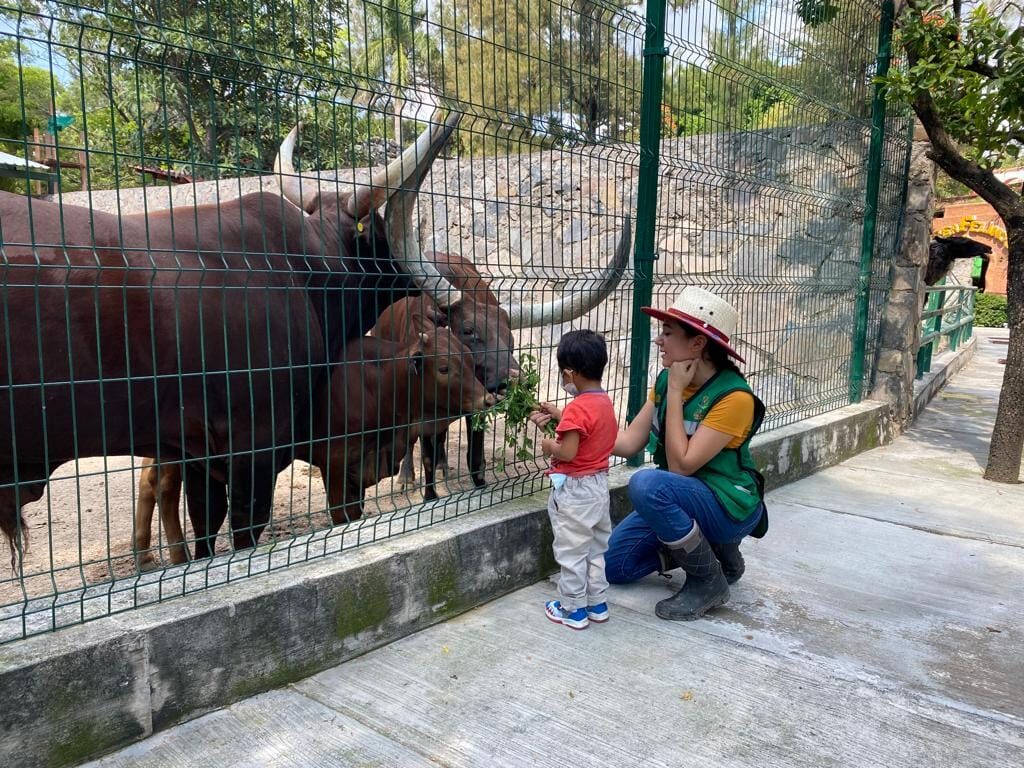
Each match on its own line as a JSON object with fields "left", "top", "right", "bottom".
{"left": 435, "top": 0, "right": 642, "bottom": 150}
{"left": 796, "top": 0, "right": 840, "bottom": 27}
{"left": 974, "top": 292, "right": 1008, "bottom": 327}
{"left": 935, "top": 169, "right": 973, "bottom": 199}
{"left": 7, "top": 0, "right": 367, "bottom": 189}
{"left": 0, "top": 56, "right": 55, "bottom": 147}
{"left": 883, "top": 3, "right": 1024, "bottom": 167}
{"left": 471, "top": 353, "right": 555, "bottom": 462}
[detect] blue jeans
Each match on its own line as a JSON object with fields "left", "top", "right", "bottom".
{"left": 605, "top": 469, "right": 766, "bottom": 584}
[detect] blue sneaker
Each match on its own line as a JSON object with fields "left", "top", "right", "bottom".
{"left": 545, "top": 600, "right": 589, "bottom": 630}
{"left": 586, "top": 602, "right": 610, "bottom": 622}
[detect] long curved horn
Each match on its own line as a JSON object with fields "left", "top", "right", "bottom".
{"left": 506, "top": 215, "right": 632, "bottom": 329}
{"left": 274, "top": 123, "right": 311, "bottom": 212}
{"left": 383, "top": 111, "right": 464, "bottom": 308}
{"left": 349, "top": 111, "right": 462, "bottom": 219}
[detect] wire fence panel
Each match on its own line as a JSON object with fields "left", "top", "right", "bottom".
{"left": 0, "top": 0, "right": 910, "bottom": 642}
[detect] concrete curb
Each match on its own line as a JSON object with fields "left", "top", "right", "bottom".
{"left": 0, "top": 340, "right": 978, "bottom": 767}
{"left": 911, "top": 335, "right": 978, "bottom": 419}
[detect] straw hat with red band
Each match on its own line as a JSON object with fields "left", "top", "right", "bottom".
{"left": 641, "top": 286, "right": 745, "bottom": 363}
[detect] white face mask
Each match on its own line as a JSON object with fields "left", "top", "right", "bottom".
{"left": 562, "top": 382, "right": 579, "bottom": 397}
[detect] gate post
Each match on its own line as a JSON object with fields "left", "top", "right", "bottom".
{"left": 625, "top": 0, "right": 668, "bottom": 466}
{"left": 850, "top": 0, "right": 895, "bottom": 402}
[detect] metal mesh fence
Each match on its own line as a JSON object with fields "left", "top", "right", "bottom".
{"left": 0, "top": 0, "right": 911, "bottom": 642}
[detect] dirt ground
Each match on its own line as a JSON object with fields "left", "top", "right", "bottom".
{"left": 0, "top": 419, "right": 529, "bottom": 609}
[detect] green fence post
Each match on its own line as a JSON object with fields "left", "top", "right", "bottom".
{"left": 950, "top": 288, "right": 963, "bottom": 350}
{"left": 625, "top": 0, "right": 668, "bottom": 467}
{"left": 967, "top": 289, "right": 976, "bottom": 339}
{"left": 849, "top": 0, "right": 895, "bottom": 402}
{"left": 916, "top": 287, "right": 941, "bottom": 378}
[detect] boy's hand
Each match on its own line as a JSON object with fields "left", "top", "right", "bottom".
{"left": 540, "top": 437, "right": 558, "bottom": 457}
{"left": 529, "top": 402, "right": 562, "bottom": 429}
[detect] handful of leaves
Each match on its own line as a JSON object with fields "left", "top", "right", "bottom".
{"left": 471, "top": 353, "right": 557, "bottom": 462}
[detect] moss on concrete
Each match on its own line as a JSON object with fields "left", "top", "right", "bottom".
{"left": 47, "top": 721, "right": 109, "bottom": 768}
{"left": 425, "top": 554, "right": 472, "bottom": 618}
{"left": 333, "top": 568, "right": 392, "bottom": 640}
{"left": 227, "top": 655, "right": 325, "bottom": 703}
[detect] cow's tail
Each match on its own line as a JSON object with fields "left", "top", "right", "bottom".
{"left": 0, "top": 504, "right": 28, "bottom": 573}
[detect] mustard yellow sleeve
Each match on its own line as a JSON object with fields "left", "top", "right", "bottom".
{"left": 700, "top": 392, "right": 755, "bottom": 449}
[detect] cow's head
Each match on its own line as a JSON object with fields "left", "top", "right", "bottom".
{"left": 439, "top": 215, "right": 633, "bottom": 394}
{"left": 408, "top": 314, "right": 495, "bottom": 417}
{"left": 275, "top": 112, "right": 465, "bottom": 310}
{"left": 435, "top": 296, "right": 519, "bottom": 395}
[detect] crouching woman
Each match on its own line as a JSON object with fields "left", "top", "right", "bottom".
{"left": 607, "top": 286, "right": 768, "bottom": 621}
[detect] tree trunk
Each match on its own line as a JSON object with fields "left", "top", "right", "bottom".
{"left": 984, "top": 223, "right": 1024, "bottom": 482}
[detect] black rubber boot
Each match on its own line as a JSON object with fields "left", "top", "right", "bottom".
{"left": 711, "top": 541, "right": 745, "bottom": 585}
{"left": 655, "top": 524, "right": 730, "bottom": 621}
{"left": 656, "top": 545, "right": 678, "bottom": 576}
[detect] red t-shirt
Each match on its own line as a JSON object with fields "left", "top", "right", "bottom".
{"left": 551, "top": 390, "right": 618, "bottom": 477}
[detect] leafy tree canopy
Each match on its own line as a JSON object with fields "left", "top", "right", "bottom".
{"left": 884, "top": 2, "right": 1023, "bottom": 167}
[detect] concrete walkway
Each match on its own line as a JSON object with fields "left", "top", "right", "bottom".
{"left": 84, "top": 330, "right": 1023, "bottom": 768}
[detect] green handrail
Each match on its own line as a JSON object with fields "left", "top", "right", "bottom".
{"left": 916, "top": 283, "right": 977, "bottom": 378}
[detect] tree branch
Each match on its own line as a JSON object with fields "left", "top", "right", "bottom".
{"left": 913, "top": 88, "right": 1023, "bottom": 220}
{"left": 964, "top": 58, "right": 999, "bottom": 78}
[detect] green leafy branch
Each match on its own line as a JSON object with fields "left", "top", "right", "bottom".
{"left": 471, "top": 352, "right": 556, "bottom": 462}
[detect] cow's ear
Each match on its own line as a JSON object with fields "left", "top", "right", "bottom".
{"left": 411, "top": 312, "right": 434, "bottom": 334}
{"left": 410, "top": 332, "right": 429, "bottom": 375}
{"left": 356, "top": 215, "right": 381, "bottom": 238}
{"left": 410, "top": 337, "right": 428, "bottom": 375}
{"left": 429, "top": 307, "right": 448, "bottom": 327}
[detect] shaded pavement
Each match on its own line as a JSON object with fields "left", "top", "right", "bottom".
{"left": 85, "top": 329, "right": 1023, "bottom": 767}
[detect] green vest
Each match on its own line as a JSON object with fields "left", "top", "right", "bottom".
{"left": 650, "top": 368, "right": 766, "bottom": 522}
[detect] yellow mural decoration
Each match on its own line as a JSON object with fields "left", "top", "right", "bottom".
{"left": 936, "top": 215, "right": 1008, "bottom": 247}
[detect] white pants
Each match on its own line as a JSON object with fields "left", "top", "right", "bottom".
{"left": 547, "top": 473, "right": 611, "bottom": 610}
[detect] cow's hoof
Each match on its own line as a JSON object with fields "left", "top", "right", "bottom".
{"left": 134, "top": 553, "right": 157, "bottom": 572}
{"left": 472, "top": 476, "right": 487, "bottom": 489}
{"left": 436, "top": 461, "right": 449, "bottom": 479}
{"left": 397, "top": 472, "right": 416, "bottom": 489}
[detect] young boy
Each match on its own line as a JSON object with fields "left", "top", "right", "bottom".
{"left": 531, "top": 329, "right": 618, "bottom": 630}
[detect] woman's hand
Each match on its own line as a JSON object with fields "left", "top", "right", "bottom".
{"left": 668, "top": 360, "right": 697, "bottom": 391}
{"left": 529, "top": 402, "right": 561, "bottom": 430}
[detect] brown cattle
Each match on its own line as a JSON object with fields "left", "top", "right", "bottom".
{"left": 132, "top": 322, "right": 489, "bottom": 567}
{"left": 372, "top": 217, "right": 632, "bottom": 500}
{"left": 0, "top": 112, "right": 464, "bottom": 566}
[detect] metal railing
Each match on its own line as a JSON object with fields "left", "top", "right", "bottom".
{"left": 0, "top": 0, "right": 912, "bottom": 642}
{"left": 916, "top": 281, "right": 978, "bottom": 378}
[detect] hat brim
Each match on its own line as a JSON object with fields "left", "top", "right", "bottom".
{"left": 642, "top": 306, "right": 746, "bottom": 363}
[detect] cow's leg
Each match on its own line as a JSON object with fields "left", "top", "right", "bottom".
{"left": 433, "top": 431, "right": 449, "bottom": 479}
{"left": 317, "top": 445, "right": 352, "bottom": 525}
{"left": 420, "top": 432, "right": 442, "bottom": 501}
{"left": 184, "top": 462, "right": 228, "bottom": 560}
{"left": 135, "top": 459, "right": 187, "bottom": 569}
{"left": 133, "top": 459, "right": 159, "bottom": 569}
{"left": 397, "top": 438, "right": 417, "bottom": 489}
{"left": 228, "top": 455, "right": 276, "bottom": 551}
{"left": 156, "top": 464, "right": 187, "bottom": 565}
{"left": 466, "top": 415, "right": 487, "bottom": 488}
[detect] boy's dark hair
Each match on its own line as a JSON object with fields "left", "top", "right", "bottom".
{"left": 556, "top": 329, "right": 607, "bottom": 381}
